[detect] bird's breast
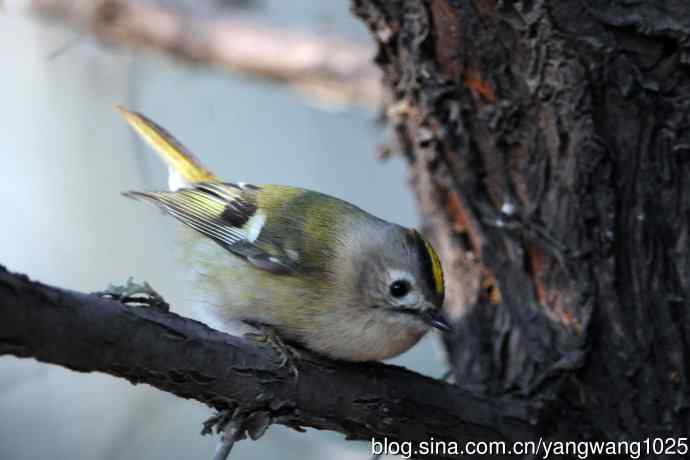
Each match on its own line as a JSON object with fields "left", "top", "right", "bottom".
{"left": 299, "top": 309, "right": 430, "bottom": 361}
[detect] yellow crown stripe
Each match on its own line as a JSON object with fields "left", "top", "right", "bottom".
{"left": 409, "top": 228, "right": 444, "bottom": 298}
{"left": 422, "top": 238, "right": 445, "bottom": 297}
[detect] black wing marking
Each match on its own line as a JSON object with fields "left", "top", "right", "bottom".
{"left": 125, "top": 182, "right": 297, "bottom": 273}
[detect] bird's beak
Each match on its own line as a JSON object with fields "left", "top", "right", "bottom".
{"left": 420, "top": 309, "right": 452, "bottom": 332}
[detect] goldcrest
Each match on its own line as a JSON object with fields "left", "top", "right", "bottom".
{"left": 116, "top": 106, "right": 449, "bottom": 362}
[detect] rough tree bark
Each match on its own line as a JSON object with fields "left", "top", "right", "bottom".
{"left": 352, "top": 0, "right": 690, "bottom": 454}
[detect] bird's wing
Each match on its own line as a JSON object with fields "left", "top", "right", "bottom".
{"left": 126, "top": 181, "right": 299, "bottom": 274}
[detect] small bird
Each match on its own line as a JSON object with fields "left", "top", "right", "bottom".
{"left": 117, "top": 105, "right": 450, "bottom": 362}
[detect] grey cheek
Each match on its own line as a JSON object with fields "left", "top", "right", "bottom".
{"left": 354, "top": 275, "right": 385, "bottom": 308}
{"left": 356, "top": 265, "right": 377, "bottom": 293}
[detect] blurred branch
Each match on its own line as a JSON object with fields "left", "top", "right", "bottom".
{"left": 30, "top": 0, "right": 383, "bottom": 110}
{"left": 0, "top": 265, "right": 536, "bottom": 458}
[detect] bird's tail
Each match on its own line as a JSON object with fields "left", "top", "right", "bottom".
{"left": 115, "top": 105, "right": 217, "bottom": 190}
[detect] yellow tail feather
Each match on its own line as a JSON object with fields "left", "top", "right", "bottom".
{"left": 115, "top": 105, "right": 217, "bottom": 185}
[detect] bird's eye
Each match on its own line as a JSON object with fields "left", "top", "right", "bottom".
{"left": 389, "top": 280, "right": 411, "bottom": 298}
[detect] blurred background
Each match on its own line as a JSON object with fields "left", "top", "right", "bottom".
{"left": 0, "top": 1, "right": 446, "bottom": 458}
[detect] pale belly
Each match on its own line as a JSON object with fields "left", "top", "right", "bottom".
{"left": 304, "top": 320, "right": 428, "bottom": 361}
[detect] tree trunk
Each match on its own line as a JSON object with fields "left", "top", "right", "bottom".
{"left": 353, "top": 0, "right": 690, "bottom": 453}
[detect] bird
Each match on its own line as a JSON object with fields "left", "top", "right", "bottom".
{"left": 116, "top": 105, "right": 450, "bottom": 363}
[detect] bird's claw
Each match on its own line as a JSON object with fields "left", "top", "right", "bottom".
{"left": 243, "top": 322, "right": 300, "bottom": 383}
{"left": 93, "top": 277, "right": 169, "bottom": 311}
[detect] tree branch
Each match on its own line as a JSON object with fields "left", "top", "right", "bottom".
{"left": 0, "top": 265, "right": 536, "bottom": 457}
{"left": 30, "top": 0, "right": 382, "bottom": 110}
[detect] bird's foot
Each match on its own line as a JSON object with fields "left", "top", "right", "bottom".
{"left": 202, "top": 408, "right": 271, "bottom": 460}
{"left": 93, "top": 277, "right": 169, "bottom": 312}
{"left": 242, "top": 321, "right": 300, "bottom": 382}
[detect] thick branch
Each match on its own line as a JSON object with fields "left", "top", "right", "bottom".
{"left": 0, "top": 265, "right": 536, "bottom": 457}
{"left": 353, "top": 0, "right": 690, "bottom": 444}
{"left": 30, "top": 0, "right": 382, "bottom": 109}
